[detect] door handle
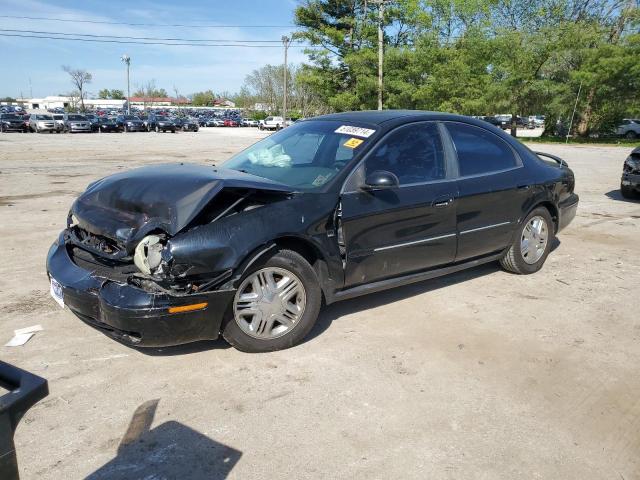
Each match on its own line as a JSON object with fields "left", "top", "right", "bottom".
{"left": 432, "top": 196, "right": 454, "bottom": 208}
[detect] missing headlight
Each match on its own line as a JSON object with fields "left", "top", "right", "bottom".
{"left": 134, "top": 235, "right": 164, "bottom": 274}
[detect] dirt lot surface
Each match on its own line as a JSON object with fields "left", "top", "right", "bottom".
{"left": 1, "top": 128, "right": 639, "bottom": 480}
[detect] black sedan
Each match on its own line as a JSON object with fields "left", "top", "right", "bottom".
{"left": 0, "top": 113, "right": 29, "bottom": 132}
{"left": 621, "top": 146, "right": 640, "bottom": 199}
{"left": 46, "top": 111, "right": 578, "bottom": 352}
{"left": 176, "top": 117, "right": 199, "bottom": 132}
{"left": 97, "top": 117, "right": 120, "bottom": 132}
{"left": 116, "top": 115, "right": 146, "bottom": 132}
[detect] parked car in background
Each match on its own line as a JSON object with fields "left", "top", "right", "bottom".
{"left": 616, "top": 119, "right": 640, "bottom": 139}
{"left": 480, "top": 116, "right": 502, "bottom": 128}
{"left": 116, "top": 115, "right": 146, "bottom": 132}
{"left": 259, "top": 116, "right": 285, "bottom": 131}
{"left": 52, "top": 114, "right": 65, "bottom": 132}
{"left": 63, "top": 114, "right": 91, "bottom": 133}
{"left": 206, "top": 118, "right": 224, "bottom": 127}
{"left": 0, "top": 113, "right": 29, "bottom": 132}
{"left": 621, "top": 146, "right": 640, "bottom": 199}
{"left": 148, "top": 114, "right": 176, "bottom": 133}
{"left": 83, "top": 113, "right": 100, "bottom": 132}
{"left": 178, "top": 117, "right": 199, "bottom": 132}
{"left": 46, "top": 111, "right": 578, "bottom": 352}
{"left": 97, "top": 117, "right": 120, "bottom": 133}
{"left": 30, "top": 114, "right": 58, "bottom": 133}
{"left": 224, "top": 118, "right": 239, "bottom": 127}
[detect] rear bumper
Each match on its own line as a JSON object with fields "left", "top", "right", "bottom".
{"left": 558, "top": 193, "right": 579, "bottom": 232}
{"left": 46, "top": 233, "right": 235, "bottom": 347}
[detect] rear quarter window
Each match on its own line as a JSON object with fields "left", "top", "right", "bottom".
{"left": 446, "top": 122, "right": 518, "bottom": 176}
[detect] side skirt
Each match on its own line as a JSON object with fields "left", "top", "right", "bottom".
{"left": 328, "top": 251, "right": 504, "bottom": 304}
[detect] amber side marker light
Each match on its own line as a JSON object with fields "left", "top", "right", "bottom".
{"left": 168, "top": 302, "right": 208, "bottom": 314}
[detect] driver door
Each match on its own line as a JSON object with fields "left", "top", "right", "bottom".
{"left": 340, "top": 122, "right": 458, "bottom": 287}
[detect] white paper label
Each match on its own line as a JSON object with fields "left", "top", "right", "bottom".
{"left": 50, "top": 278, "right": 64, "bottom": 308}
{"left": 334, "top": 125, "right": 376, "bottom": 138}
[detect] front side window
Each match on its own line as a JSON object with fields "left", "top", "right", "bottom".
{"left": 446, "top": 122, "right": 518, "bottom": 176}
{"left": 365, "top": 122, "right": 446, "bottom": 185}
{"left": 222, "top": 120, "right": 375, "bottom": 190}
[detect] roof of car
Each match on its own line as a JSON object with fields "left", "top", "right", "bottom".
{"left": 309, "top": 110, "right": 460, "bottom": 125}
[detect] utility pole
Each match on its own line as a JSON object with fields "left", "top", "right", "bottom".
{"left": 121, "top": 54, "right": 131, "bottom": 115}
{"left": 374, "top": 0, "right": 385, "bottom": 110}
{"left": 282, "top": 35, "right": 291, "bottom": 128}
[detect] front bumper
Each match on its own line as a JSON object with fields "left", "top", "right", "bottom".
{"left": 68, "top": 125, "right": 91, "bottom": 132}
{"left": 46, "top": 233, "right": 235, "bottom": 347}
{"left": 558, "top": 193, "right": 579, "bottom": 232}
{"left": 125, "top": 124, "right": 146, "bottom": 131}
{"left": 622, "top": 172, "right": 640, "bottom": 189}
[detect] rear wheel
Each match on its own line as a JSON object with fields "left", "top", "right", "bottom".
{"left": 625, "top": 131, "right": 637, "bottom": 139}
{"left": 222, "top": 250, "right": 322, "bottom": 353}
{"left": 500, "top": 207, "right": 554, "bottom": 274}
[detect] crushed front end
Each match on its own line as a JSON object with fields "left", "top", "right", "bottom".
{"left": 621, "top": 147, "right": 640, "bottom": 196}
{"left": 46, "top": 227, "right": 235, "bottom": 347}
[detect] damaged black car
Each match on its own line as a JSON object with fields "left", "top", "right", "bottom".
{"left": 621, "top": 146, "right": 640, "bottom": 199}
{"left": 47, "top": 111, "right": 579, "bottom": 352}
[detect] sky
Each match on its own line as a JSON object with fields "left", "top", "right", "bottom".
{"left": 0, "top": 0, "right": 308, "bottom": 99}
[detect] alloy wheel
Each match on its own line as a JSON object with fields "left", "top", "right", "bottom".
{"left": 233, "top": 267, "right": 306, "bottom": 340}
{"left": 521, "top": 215, "right": 548, "bottom": 264}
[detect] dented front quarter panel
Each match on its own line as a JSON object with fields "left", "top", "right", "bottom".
{"left": 166, "top": 192, "right": 345, "bottom": 289}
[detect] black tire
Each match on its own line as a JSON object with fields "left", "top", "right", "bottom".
{"left": 124, "top": 125, "right": 128, "bottom": 133}
{"left": 625, "top": 131, "right": 637, "bottom": 139}
{"left": 621, "top": 183, "right": 639, "bottom": 199}
{"left": 500, "top": 207, "right": 555, "bottom": 274}
{"left": 222, "top": 249, "right": 322, "bottom": 353}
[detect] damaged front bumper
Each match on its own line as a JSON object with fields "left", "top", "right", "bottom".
{"left": 46, "top": 233, "right": 235, "bottom": 347}
{"left": 622, "top": 172, "right": 640, "bottom": 190}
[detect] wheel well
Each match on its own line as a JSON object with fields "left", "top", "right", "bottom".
{"left": 273, "top": 236, "right": 321, "bottom": 267}
{"left": 536, "top": 201, "right": 559, "bottom": 233}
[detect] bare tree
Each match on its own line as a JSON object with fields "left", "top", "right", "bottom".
{"left": 62, "top": 66, "right": 92, "bottom": 112}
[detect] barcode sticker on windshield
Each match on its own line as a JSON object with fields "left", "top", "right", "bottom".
{"left": 335, "top": 125, "right": 376, "bottom": 138}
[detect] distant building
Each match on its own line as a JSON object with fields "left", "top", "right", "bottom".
{"left": 253, "top": 102, "right": 274, "bottom": 112}
{"left": 24, "top": 96, "right": 127, "bottom": 110}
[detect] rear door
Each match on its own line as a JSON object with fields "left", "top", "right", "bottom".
{"left": 444, "top": 122, "right": 530, "bottom": 262}
{"left": 340, "top": 122, "right": 458, "bottom": 287}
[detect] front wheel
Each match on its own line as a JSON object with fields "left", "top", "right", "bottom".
{"left": 500, "top": 207, "right": 554, "bottom": 274}
{"left": 625, "top": 131, "right": 637, "bottom": 139}
{"left": 222, "top": 250, "right": 322, "bottom": 353}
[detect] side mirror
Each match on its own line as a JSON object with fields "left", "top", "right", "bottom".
{"left": 362, "top": 170, "right": 399, "bottom": 191}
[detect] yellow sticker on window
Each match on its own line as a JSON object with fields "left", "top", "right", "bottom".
{"left": 343, "top": 137, "right": 364, "bottom": 149}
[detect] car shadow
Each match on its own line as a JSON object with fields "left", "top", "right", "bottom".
{"left": 605, "top": 189, "right": 640, "bottom": 203}
{"left": 307, "top": 261, "right": 501, "bottom": 342}
{"left": 87, "top": 400, "right": 241, "bottom": 480}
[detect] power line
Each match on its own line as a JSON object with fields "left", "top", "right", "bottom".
{"left": 0, "top": 33, "right": 315, "bottom": 48}
{"left": 0, "top": 14, "right": 294, "bottom": 28}
{"left": 0, "top": 28, "right": 291, "bottom": 43}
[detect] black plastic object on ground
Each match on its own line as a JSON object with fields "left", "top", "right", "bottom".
{"left": 0, "top": 361, "right": 49, "bottom": 480}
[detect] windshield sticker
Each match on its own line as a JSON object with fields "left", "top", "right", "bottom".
{"left": 343, "top": 137, "right": 364, "bottom": 149}
{"left": 311, "top": 173, "right": 332, "bottom": 187}
{"left": 334, "top": 125, "right": 376, "bottom": 138}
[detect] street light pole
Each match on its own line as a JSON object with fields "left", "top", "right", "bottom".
{"left": 121, "top": 54, "right": 131, "bottom": 115}
{"left": 371, "top": 0, "right": 385, "bottom": 110}
{"left": 282, "top": 36, "right": 291, "bottom": 128}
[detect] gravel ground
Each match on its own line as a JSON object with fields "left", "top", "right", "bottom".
{"left": 0, "top": 128, "right": 639, "bottom": 480}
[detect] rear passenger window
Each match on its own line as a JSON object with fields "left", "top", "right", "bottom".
{"left": 446, "top": 122, "right": 518, "bottom": 176}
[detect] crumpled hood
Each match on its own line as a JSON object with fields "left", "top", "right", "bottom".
{"left": 71, "top": 163, "right": 292, "bottom": 250}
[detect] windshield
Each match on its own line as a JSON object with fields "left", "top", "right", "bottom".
{"left": 125, "top": 115, "right": 140, "bottom": 120}
{"left": 2, "top": 114, "right": 20, "bottom": 120}
{"left": 39, "top": 115, "right": 54, "bottom": 120}
{"left": 221, "top": 120, "right": 376, "bottom": 190}
{"left": 68, "top": 115, "right": 85, "bottom": 120}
